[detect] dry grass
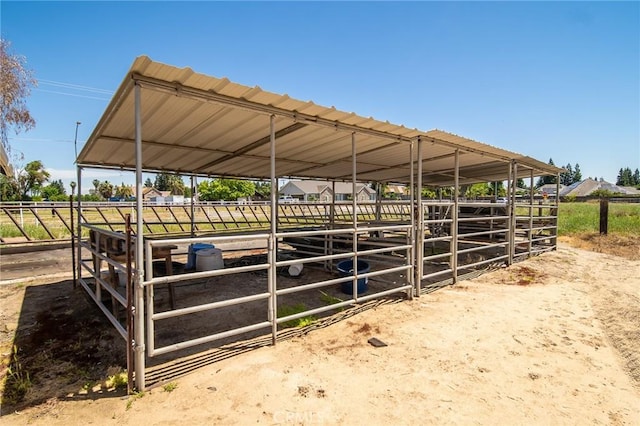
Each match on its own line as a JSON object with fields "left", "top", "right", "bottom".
{"left": 559, "top": 234, "right": 640, "bottom": 261}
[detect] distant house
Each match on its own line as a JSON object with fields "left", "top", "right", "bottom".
{"left": 279, "top": 180, "right": 376, "bottom": 202}
{"left": 538, "top": 184, "right": 565, "bottom": 197}
{"left": 559, "top": 178, "right": 640, "bottom": 197}
{"left": 143, "top": 187, "right": 171, "bottom": 202}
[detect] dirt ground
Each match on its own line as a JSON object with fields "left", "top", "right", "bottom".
{"left": 1, "top": 241, "right": 639, "bottom": 425}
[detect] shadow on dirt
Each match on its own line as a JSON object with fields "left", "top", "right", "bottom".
{"left": 1, "top": 279, "right": 126, "bottom": 415}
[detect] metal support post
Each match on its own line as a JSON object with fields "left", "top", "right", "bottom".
{"left": 506, "top": 161, "right": 513, "bottom": 266}
{"left": 409, "top": 141, "right": 416, "bottom": 298}
{"left": 511, "top": 162, "right": 518, "bottom": 261}
{"left": 133, "top": 82, "right": 146, "bottom": 391}
{"left": 269, "top": 115, "right": 277, "bottom": 345}
{"left": 416, "top": 138, "right": 423, "bottom": 296}
{"left": 452, "top": 150, "right": 459, "bottom": 284}
{"left": 76, "top": 167, "right": 83, "bottom": 287}
{"left": 529, "top": 169, "right": 534, "bottom": 256}
{"left": 190, "top": 175, "right": 196, "bottom": 238}
{"left": 351, "top": 132, "right": 358, "bottom": 301}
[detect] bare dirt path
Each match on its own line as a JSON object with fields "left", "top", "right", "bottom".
{"left": 1, "top": 243, "right": 638, "bottom": 425}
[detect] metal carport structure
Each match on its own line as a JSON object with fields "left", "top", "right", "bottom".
{"left": 76, "top": 56, "right": 563, "bottom": 390}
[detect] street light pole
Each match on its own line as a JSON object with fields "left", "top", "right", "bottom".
{"left": 74, "top": 121, "right": 81, "bottom": 161}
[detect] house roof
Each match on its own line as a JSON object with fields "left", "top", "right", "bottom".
{"left": 77, "top": 56, "right": 563, "bottom": 186}
{"left": 560, "top": 179, "right": 640, "bottom": 197}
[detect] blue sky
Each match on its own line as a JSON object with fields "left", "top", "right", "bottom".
{"left": 2, "top": 1, "right": 639, "bottom": 193}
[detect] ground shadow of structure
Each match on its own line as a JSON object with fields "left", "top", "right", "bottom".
{"left": 1, "top": 279, "right": 126, "bottom": 415}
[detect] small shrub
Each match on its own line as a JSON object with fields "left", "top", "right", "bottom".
{"left": 3, "top": 345, "right": 32, "bottom": 404}
{"left": 319, "top": 290, "right": 343, "bottom": 306}
{"left": 277, "top": 303, "right": 316, "bottom": 328}
{"left": 163, "top": 381, "right": 178, "bottom": 392}
{"left": 105, "top": 371, "right": 128, "bottom": 390}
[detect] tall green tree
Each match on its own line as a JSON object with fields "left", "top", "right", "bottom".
{"left": 633, "top": 169, "right": 640, "bottom": 186}
{"left": 536, "top": 158, "right": 558, "bottom": 187}
{"left": 616, "top": 167, "right": 634, "bottom": 186}
{"left": 41, "top": 179, "right": 66, "bottom": 200}
{"left": 1, "top": 39, "right": 37, "bottom": 154}
{"left": 92, "top": 179, "right": 100, "bottom": 195}
{"left": 198, "top": 178, "right": 256, "bottom": 201}
{"left": 572, "top": 163, "right": 582, "bottom": 183}
{"left": 0, "top": 174, "right": 19, "bottom": 200}
{"left": 154, "top": 172, "right": 186, "bottom": 194}
{"left": 144, "top": 177, "right": 153, "bottom": 187}
{"left": 114, "top": 182, "right": 133, "bottom": 199}
{"left": 463, "top": 183, "right": 489, "bottom": 199}
{"left": 17, "top": 160, "right": 49, "bottom": 199}
{"left": 560, "top": 163, "right": 574, "bottom": 185}
{"left": 98, "top": 180, "right": 113, "bottom": 199}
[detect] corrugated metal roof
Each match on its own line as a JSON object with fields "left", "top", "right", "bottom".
{"left": 0, "top": 144, "right": 12, "bottom": 176}
{"left": 78, "top": 56, "right": 563, "bottom": 186}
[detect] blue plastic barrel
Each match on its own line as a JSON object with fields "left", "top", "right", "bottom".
{"left": 186, "top": 243, "right": 215, "bottom": 270}
{"left": 337, "top": 259, "right": 370, "bottom": 295}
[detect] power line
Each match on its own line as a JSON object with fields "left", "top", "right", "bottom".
{"left": 39, "top": 79, "right": 113, "bottom": 94}
{"left": 8, "top": 137, "right": 80, "bottom": 144}
{"left": 34, "top": 88, "right": 110, "bottom": 101}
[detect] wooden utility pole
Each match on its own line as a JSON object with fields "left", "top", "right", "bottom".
{"left": 599, "top": 199, "right": 609, "bottom": 235}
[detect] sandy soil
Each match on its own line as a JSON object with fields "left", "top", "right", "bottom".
{"left": 1, "top": 243, "right": 639, "bottom": 425}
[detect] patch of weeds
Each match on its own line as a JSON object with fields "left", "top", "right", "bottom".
{"left": 163, "top": 381, "right": 178, "bottom": 392}
{"left": 125, "top": 390, "right": 145, "bottom": 410}
{"left": 277, "top": 303, "right": 316, "bottom": 328}
{"left": 82, "top": 380, "right": 99, "bottom": 391}
{"left": 319, "top": 290, "right": 343, "bottom": 306}
{"left": 3, "top": 345, "right": 32, "bottom": 405}
{"left": 105, "top": 370, "right": 128, "bottom": 390}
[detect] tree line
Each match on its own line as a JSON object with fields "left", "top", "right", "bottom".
{"left": 616, "top": 167, "right": 640, "bottom": 187}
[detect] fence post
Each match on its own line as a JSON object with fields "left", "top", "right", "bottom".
{"left": 70, "top": 195, "right": 77, "bottom": 288}
{"left": 599, "top": 199, "right": 608, "bottom": 235}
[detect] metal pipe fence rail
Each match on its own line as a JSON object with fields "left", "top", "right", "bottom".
{"left": 417, "top": 200, "right": 559, "bottom": 292}
{"left": 67, "top": 198, "right": 557, "bottom": 390}
{"left": 141, "top": 224, "right": 414, "bottom": 359}
{"left": 0, "top": 201, "right": 415, "bottom": 247}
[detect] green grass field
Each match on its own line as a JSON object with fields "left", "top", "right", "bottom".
{"left": 558, "top": 202, "right": 640, "bottom": 236}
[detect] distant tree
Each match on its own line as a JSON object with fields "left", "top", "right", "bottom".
{"left": 560, "top": 163, "right": 574, "bottom": 186}
{"left": 590, "top": 188, "right": 618, "bottom": 198}
{"left": 15, "top": 160, "right": 49, "bottom": 199}
{"left": 98, "top": 180, "right": 113, "bottom": 199}
{"left": 0, "top": 174, "right": 19, "bottom": 200}
{"left": 81, "top": 193, "right": 101, "bottom": 202}
{"left": 488, "top": 181, "right": 506, "bottom": 197}
{"left": 616, "top": 167, "right": 634, "bottom": 186}
{"left": 536, "top": 158, "right": 558, "bottom": 187}
{"left": 114, "top": 182, "right": 133, "bottom": 199}
{"left": 254, "top": 181, "right": 271, "bottom": 198}
{"left": 41, "top": 179, "right": 66, "bottom": 200}
{"left": 421, "top": 187, "right": 437, "bottom": 199}
{"left": 154, "top": 172, "right": 186, "bottom": 195}
{"left": 0, "top": 39, "right": 37, "bottom": 154}
{"left": 144, "top": 177, "right": 153, "bottom": 188}
{"left": 633, "top": 169, "right": 640, "bottom": 186}
{"left": 572, "top": 163, "right": 582, "bottom": 183}
{"left": 91, "top": 179, "right": 100, "bottom": 195}
{"left": 198, "top": 178, "right": 256, "bottom": 201}
{"left": 464, "top": 183, "right": 489, "bottom": 199}
{"left": 516, "top": 178, "right": 526, "bottom": 188}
